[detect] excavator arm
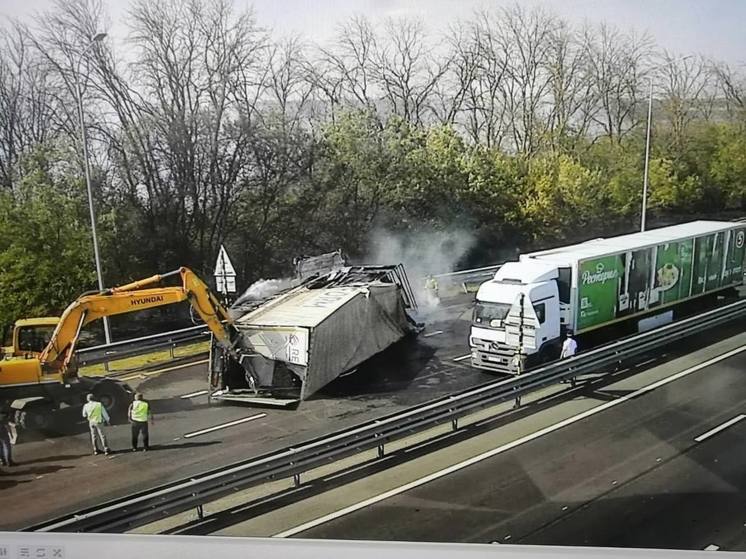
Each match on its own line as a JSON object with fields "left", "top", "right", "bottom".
{"left": 39, "top": 268, "right": 241, "bottom": 381}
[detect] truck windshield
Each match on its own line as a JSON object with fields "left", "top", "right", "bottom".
{"left": 473, "top": 301, "right": 512, "bottom": 328}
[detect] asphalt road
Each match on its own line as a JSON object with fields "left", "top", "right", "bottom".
{"left": 2, "top": 295, "right": 494, "bottom": 530}
{"left": 293, "top": 335, "right": 746, "bottom": 551}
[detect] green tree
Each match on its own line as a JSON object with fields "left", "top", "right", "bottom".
{"left": 711, "top": 124, "right": 746, "bottom": 209}
{"left": 521, "top": 155, "right": 607, "bottom": 241}
{"left": 0, "top": 146, "right": 96, "bottom": 328}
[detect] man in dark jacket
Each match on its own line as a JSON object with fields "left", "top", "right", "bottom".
{"left": 0, "top": 409, "right": 15, "bottom": 466}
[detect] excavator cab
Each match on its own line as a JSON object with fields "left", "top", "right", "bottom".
{"left": 2, "top": 317, "right": 59, "bottom": 359}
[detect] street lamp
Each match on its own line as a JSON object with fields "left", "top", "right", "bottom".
{"left": 640, "top": 55, "right": 693, "bottom": 232}
{"left": 75, "top": 32, "right": 112, "bottom": 344}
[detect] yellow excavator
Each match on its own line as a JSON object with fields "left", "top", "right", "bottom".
{"left": 0, "top": 267, "right": 253, "bottom": 431}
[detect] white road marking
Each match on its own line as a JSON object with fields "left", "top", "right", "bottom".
{"left": 423, "top": 331, "right": 444, "bottom": 338}
{"left": 180, "top": 389, "right": 209, "bottom": 399}
{"left": 704, "top": 544, "right": 720, "bottom": 551}
{"left": 694, "top": 415, "right": 746, "bottom": 442}
{"left": 273, "top": 343, "right": 746, "bottom": 538}
{"left": 453, "top": 354, "right": 471, "bottom": 362}
{"left": 183, "top": 413, "right": 266, "bottom": 439}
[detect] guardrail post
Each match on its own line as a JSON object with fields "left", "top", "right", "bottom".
{"left": 170, "top": 343, "right": 175, "bottom": 359}
{"left": 377, "top": 443, "right": 385, "bottom": 458}
{"left": 513, "top": 355, "right": 524, "bottom": 408}
{"left": 451, "top": 417, "right": 458, "bottom": 431}
{"left": 196, "top": 504, "right": 204, "bottom": 520}
{"left": 293, "top": 473, "right": 301, "bottom": 487}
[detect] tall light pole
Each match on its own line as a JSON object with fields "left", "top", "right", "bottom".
{"left": 640, "top": 76, "right": 654, "bottom": 232}
{"left": 640, "top": 55, "right": 693, "bottom": 232}
{"left": 75, "top": 32, "right": 112, "bottom": 344}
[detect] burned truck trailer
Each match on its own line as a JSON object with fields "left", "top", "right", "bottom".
{"left": 209, "top": 265, "right": 419, "bottom": 405}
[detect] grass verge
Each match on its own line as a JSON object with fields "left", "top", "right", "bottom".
{"left": 80, "top": 340, "right": 210, "bottom": 377}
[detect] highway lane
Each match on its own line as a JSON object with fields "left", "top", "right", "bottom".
{"left": 2, "top": 296, "right": 495, "bottom": 529}
{"left": 288, "top": 332, "right": 746, "bottom": 550}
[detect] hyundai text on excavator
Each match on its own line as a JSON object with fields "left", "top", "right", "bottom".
{"left": 0, "top": 268, "right": 254, "bottom": 431}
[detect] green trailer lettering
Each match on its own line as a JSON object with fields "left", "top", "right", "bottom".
{"left": 577, "top": 255, "right": 624, "bottom": 330}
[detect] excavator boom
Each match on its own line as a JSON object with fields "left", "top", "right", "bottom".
{"left": 39, "top": 267, "right": 237, "bottom": 380}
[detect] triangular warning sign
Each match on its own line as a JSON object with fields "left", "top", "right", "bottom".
{"left": 214, "top": 245, "right": 236, "bottom": 276}
{"left": 214, "top": 245, "right": 237, "bottom": 294}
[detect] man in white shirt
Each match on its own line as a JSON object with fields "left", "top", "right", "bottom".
{"left": 560, "top": 331, "right": 578, "bottom": 359}
{"left": 560, "top": 331, "right": 579, "bottom": 386}
{"left": 82, "top": 394, "right": 111, "bottom": 455}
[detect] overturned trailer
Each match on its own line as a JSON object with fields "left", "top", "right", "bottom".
{"left": 209, "top": 264, "right": 419, "bottom": 406}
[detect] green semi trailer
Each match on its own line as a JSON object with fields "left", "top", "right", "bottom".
{"left": 470, "top": 220, "right": 746, "bottom": 373}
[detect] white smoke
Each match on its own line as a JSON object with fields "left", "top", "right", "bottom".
{"left": 364, "top": 227, "right": 475, "bottom": 314}
{"left": 236, "top": 277, "right": 293, "bottom": 303}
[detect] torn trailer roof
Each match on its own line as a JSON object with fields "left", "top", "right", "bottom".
{"left": 209, "top": 264, "right": 420, "bottom": 405}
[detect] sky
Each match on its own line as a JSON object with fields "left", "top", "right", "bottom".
{"left": 2, "top": 0, "right": 745, "bottom": 65}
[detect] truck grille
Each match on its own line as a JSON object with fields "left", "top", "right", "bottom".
{"left": 471, "top": 342, "right": 518, "bottom": 374}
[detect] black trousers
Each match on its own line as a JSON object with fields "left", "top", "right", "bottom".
{"left": 131, "top": 421, "right": 149, "bottom": 449}
{"left": 0, "top": 427, "right": 11, "bottom": 465}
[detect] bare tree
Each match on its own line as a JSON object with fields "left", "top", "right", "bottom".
{"left": 370, "top": 18, "right": 446, "bottom": 126}
{"left": 583, "top": 24, "right": 653, "bottom": 143}
{"left": 0, "top": 22, "right": 68, "bottom": 189}
{"left": 656, "top": 52, "right": 714, "bottom": 150}
{"left": 445, "top": 13, "right": 510, "bottom": 147}
{"left": 544, "top": 22, "right": 598, "bottom": 152}
{"left": 312, "top": 16, "right": 378, "bottom": 115}
{"left": 713, "top": 61, "right": 746, "bottom": 119}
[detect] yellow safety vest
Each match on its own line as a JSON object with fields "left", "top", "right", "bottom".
{"left": 131, "top": 400, "right": 149, "bottom": 422}
{"left": 86, "top": 401, "right": 104, "bottom": 424}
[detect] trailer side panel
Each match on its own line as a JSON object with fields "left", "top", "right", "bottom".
{"left": 576, "top": 226, "right": 745, "bottom": 332}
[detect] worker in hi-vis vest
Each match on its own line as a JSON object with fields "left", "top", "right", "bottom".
{"left": 82, "top": 394, "right": 111, "bottom": 455}
{"left": 128, "top": 393, "right": 152, "bottom": 451}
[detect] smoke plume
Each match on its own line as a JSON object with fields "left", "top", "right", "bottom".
{"left": 364, "top": 227, "right": 475, "bottom": 313}
{"left": 234, "top": 278, "right": 293, "bottom": 305}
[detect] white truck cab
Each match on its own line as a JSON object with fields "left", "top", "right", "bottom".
{"left": 470, "top": 260, "right": 563, "bottom": 373}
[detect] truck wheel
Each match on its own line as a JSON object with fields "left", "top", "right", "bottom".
{"left": 93, "top": 381, "right": 129, "bottom": 420}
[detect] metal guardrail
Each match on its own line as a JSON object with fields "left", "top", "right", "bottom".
{"left": 413, "top": 263, "right": 502, "bottom": 296}
{"left": 28, "top": 297, "right": 746, "bottom": 533}
{"left": 434, "top": 264, "right": 501, "bottom": 280}
{"left": 77, "top": 325, "right": 209, "bottom": 367}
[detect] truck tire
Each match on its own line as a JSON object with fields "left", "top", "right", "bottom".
{"left": 93, "top": 381, "right": 130, "bottom": 421}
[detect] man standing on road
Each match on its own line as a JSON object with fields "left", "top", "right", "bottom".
{"left": 560, "top": 331, "right": 579, "bottom": 386}
{"left": 424, "top": 274, "right": 440, "bottom": 307}
{"left": 82, "top": 394, "right": 111, "bottom": 455}
{"left": 0, "top": 408, "right": 15, "bottom": 466}
{"left": 128, "top": 393, "right": 152, "bottom": 451}
{"left": 560, "top": 331, "right": 578, "bottom": 359}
